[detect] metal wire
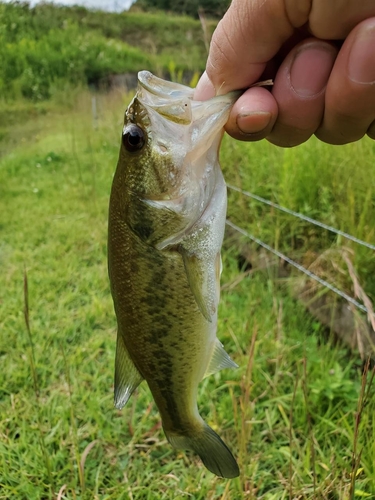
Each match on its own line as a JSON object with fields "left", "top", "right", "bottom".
{"left": 227, "top": 183, "right": 375, "bottom": 252}
{"left": 226, "top": 219, "right": 370, "bottom": 315}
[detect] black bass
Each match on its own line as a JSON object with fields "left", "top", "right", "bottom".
{"left": 108, "top": 71, "right": 239, "bottom": 478}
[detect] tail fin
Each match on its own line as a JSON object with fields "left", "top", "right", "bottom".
{"left": 166, "top": 424, "right": 239, "bottom": 478}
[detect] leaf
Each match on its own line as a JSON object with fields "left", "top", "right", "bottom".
{"left": 79, "top": 439, "right": 100, "bottom": 487}
{"left": 354, "top": 490, "right": 371, "bottom": 497}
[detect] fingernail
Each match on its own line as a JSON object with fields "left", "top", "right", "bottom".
{"left": 290, "top": 43, "right": 336, "bottom": 97}
{"left": 348, "top": 24, "right": 375, "bottom": 84}
{"left": 237, "top": 111, "right": 271, "bottom": 134}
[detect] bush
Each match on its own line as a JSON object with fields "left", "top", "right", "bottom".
{"left": 0, "top": 2, "right": 211, "bottom": 101}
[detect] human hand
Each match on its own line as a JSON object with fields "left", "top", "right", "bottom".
{"left": 194, "top": 0, "right": 375, "bottom": 147}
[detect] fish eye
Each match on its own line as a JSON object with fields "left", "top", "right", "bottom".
{"left": 122, "top": 124, "right": 146, "bottom": 152}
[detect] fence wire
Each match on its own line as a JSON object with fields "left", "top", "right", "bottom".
{"left": 226, "top": 219, "right": 371, "bottom": 316}
{"left": 227, "top": 183, "right": 375, "bottom": 251}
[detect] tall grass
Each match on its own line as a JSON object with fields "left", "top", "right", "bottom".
{"left": 222, "top": 136, "right": 375, "bottom": 300}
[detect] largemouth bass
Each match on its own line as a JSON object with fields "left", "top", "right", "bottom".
{"left": 108, "top": 71, "right": 239, "bottom": 478}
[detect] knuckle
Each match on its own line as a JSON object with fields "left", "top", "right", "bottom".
{"left": 267, "top": 125, "right": 312, "bottom": 147}
{"left": 314, "top": 127, "right": 364, "bottom": 145}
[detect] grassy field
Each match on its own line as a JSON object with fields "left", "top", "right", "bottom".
{"left": 1, "top": 88, "right": 375, "bottom": 499}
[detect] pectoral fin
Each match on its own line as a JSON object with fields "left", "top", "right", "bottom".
{"left": 204, "top": 339, "right": 238, "bottom": 378}
{"left": 181, "top": 250, "right": 221, "bottom": 322}
{"left": 114, "top": 332, "right": 143, "bottom": 410}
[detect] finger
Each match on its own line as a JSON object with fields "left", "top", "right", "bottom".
{"left": 197, "top": 0, "right": 375, "bottom": 99}
{"left": 267, "top": 40, "right": 337, "bottom": 147}
{"left": 368, "top": 121, "right": 375, "bottom": 140}
{"left": 224, "top": 87, "right": 278, "bottom": 141}
{"left": 203, "top": 0, "right": 300, "bottom": 95}
{"left": 316, "top": 18, "right": 375, "bottom": 145}
{"left": 194, "top": 71, "right": 215, "bottom": 100}
{"left": 309, "top": 0, "right": 375, "bottom": 38}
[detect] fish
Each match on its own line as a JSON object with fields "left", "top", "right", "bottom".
{"left": 108, "top": 71, "right": 240, "bottom": 478}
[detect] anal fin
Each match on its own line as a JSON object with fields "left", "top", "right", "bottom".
{"left": 114, "top": 332, "right": 143, "bottom": 409}
{"left": 204, "top": 339, "right": 238, "bottom": 378}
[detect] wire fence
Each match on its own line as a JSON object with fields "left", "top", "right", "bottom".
{"left": 227, "top": 184, "right": 375, "bottom": 251}
{"left": 226, "top": 184, "right": 375, "bottom": 319}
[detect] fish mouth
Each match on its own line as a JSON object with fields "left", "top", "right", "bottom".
{"left": 136, "top": 71, "right": 240, "bottom": 127}
{"left": 138, "top": 71, "right": 195, "bottom": 100}
{"left": 135, "top": 71, "right": 240, "bottom": 165}
{"left": 137, "top": 71, "right": 194, "bottom": 125}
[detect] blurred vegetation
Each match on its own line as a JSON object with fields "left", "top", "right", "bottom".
{"left": 0, "top": 1, "right": 214, "bottom": 101}
{"left": 132, "top": 0, "right": 230, "bottom": 18}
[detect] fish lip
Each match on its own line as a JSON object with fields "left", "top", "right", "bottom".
{"left": 137, "top": 70, "right": 240, "bottom": 104}
{"left": 137, "top": 71, "right": 194, "bottom": 125}
{"left": 136, "top": 71, "right": 240, "bottom": 127}
{"left": 138, "top": 71, "right": 194, "bottom": 100}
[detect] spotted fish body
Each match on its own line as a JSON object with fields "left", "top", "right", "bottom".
{"left": 108, "top": 71, "right": 239, "bottom": 478}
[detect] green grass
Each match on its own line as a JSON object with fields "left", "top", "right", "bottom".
{"left": 1, "top": 89, "right": 375, "bottom": 499}
{"left": 222, "top": 134, "right": 375, "bottom": 301}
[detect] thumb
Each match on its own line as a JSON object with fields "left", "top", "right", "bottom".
{"left": 196, "top": 0, "right": 301, "bottom": 97}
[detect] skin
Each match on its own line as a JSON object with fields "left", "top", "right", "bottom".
{"left": 194, "top": 0, "right": 375, "bottom": 147}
